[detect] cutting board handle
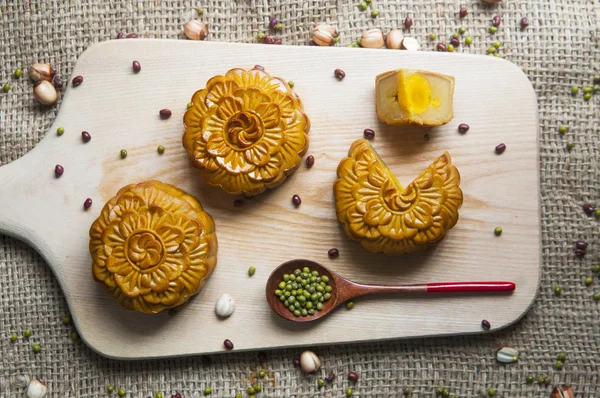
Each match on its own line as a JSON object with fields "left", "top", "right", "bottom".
{"left": 0, "top": 155, "right": 36, "bottom": 244}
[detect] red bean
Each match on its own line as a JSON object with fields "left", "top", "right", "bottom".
{"left": 132, "top": 61, "right": 141, "bottom": 73}
{"left": 72, "top": 76, "right": 83, "bottom": 86}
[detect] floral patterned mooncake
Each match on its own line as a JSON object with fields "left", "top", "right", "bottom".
{"left": 89, "top": 181, "right": 217, "bottom": 314}
{"left": 183, "top": 67, "right": 310, "bottom": 196}
{"left": 334, "top": 139, "right": 463, "bottom": 255}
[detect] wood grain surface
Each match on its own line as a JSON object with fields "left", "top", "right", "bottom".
{"left": 0, "top": 40, "right": 540, "bottom": 359}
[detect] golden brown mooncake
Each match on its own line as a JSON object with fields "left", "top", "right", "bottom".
{"left": 334, "top": 139, "right": 463, "bottom": 255}
{"left": 376, "top": 69, "right": 455, "bottom": 126}
{"left": 183, "top": 67, "right": 310, "bottom": 196}
{"left": 89, "top": 181, "right": 217, "bottom": 314}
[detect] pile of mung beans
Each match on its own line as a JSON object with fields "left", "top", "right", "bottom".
{"left": 275, "top": 267, "right": 332, "bottom": 317}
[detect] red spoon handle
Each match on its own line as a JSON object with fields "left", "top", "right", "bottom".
{"left": 426, "top": 281, "right": 516, "bottom": 293}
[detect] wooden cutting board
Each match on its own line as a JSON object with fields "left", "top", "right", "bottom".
{"left": 0, "top": 40, "right": 540, "bottom": 359}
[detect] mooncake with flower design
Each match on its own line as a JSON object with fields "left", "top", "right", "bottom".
{"left": 183, "top": 67, "right": 310, "bottom": 196}
{"left": 334, "top": 139, "right": 463, "bottom": 255}
{"left": 89, "top": 181, "right": 217, "bottom": 314}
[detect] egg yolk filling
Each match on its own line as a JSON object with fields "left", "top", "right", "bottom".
{"left": 398, "top": 73, "right": 440, "bottom": 116}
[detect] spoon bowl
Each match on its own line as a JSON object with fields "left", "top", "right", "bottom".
{"left": 266, "top": 259, "right": 516, "bottom": 323}
{"left": 266, "top": 259, "right": 340, "bottom": 322}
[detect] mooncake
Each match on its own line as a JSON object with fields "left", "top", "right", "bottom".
{"left": 334, "top": 139, "right": 463, "bottom": 255}
{"left": 89, "top": 180, "right": 217, "bottom": 313}
{"left": 376, "top": 69, "right": 455, "bottom": 126}
{"left": 183, "top": 67, "right": 310, "bottom": 196}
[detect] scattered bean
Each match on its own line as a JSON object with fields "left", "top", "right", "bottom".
{"left": 458, "top": 27, "right": 466, "bottom": 35}
{"left": 159, "top": 109, "right": 172, "bottom": 118}
{"left": 81, "top": 131, "right": 91, "bottom": 142}
{"left": 288, "top": 81, "right": 295, "bottom": 88}
{"left": 558, "top": 125, "right": 568, "bottom": 134}
{"left": 3, "top": 83, "right": 11, "bottom": 92}
{"left": 525, "top": 375, "right": 534, "bottom": 383}
{"left": 489, "top": 26, "right": 497, "bottom": 34}
{"left": 348, "top": 371, "right": 359, "bottom": 383}
{"left": 481, "top": 319, "right": 491, "bottom": 330}
{"left": 459, "top": 7, "right": 468, "bottom": 18}
{"left": 495, "top": 143, "right": 506, "bottom": 154}
{"left": 305, "top": 155, "right": 315, "bottom": 168}
{"left": 585, "top": 277, "right": 593, "bottom": 285}
{"left": 10, "top": 333, "right": 17, "bottom": 342}
{"left": 447, "top": 44, "right": 455, "bottom": 52}
{"left": 583, "top": 93, "right": 592, "bottom": 101}
{"left": 204, "top": 387, "right": 212, "bottom": 395}
{"left": 126, "top": 33, "right": 138, "bottom": 38}
{"left": 223, "top": 339, "right": 234, "bottom": 350}
{"left": 57, "top": 127, "right": 65, "bottom": 136}
{"left": 371, "top": 10, "right": 379, "bottom": 17}
{"left": 458, "top": 123, "right": 469, "bottom": 133}
{"left": 567, "top": 141, "right": 575, "bottom": 150}
{"left": 32, "top": 343, "right": 41, "bottom": 353}
{"left": 72, "top": 75, "right": 84, "bottom": 86}
{"left": 404, "top": 17, "right": 413, "bottom": 29}
{"left": 575, "top": 240, "right": 588, "bottom": 250}
{"left": 571, "top": 86, "right": 579, "bottom": 95}
{"left": 157, "top": 145, "right": 165, "bottom": 154}
{"left": 346, "top": 300, "right": 355, "bottom": 309}
{"left": 494, "top": 227, "right": 502, "bottom": 236}
{"left": 593, "top": 292, "right": 600, "bottom": 301}
{"left": 436, "top": 42, "right": 447, "bottom": 51}
{"left": 292, "top": 358, "right": 301, "bottom": 366}
{"left": 554, "top": 285, "right": 563, "bottom": 295}
{"left": 55, "top": 164, "right": 64, "bottom": 177}
{"left": 328, "top": 248, "right": 339, "bottom": 258}
{"left": 133, "top": 61, "right": 141, "bottom": 72}
{"left": 521, "top": 17, "right": 529, "bottom": 28}
{"left": 363, "top": 128, "right": 375, "bottom": 139}
{"left": 487, "top": 387, "right": 496, "bottom": 397}
{"left": 325, "top": 372, "right": 336, "bottom": 382}
{"left": 53, "top": 76, "right": 63, "bottom": 89}
{"left": 346, "top": 387, "right": 354, "bottom": 396}
{"left": 450, "top": 38, "right": 460, "bottom": 47}
{"left": 84, "top": 198, "right": 93, "bottom": 210}
{"left": 13, "top": 68, "right": 23, "bottom": 78}
{"left": 292, "top": 194, "right": 302, "bottom": 206}
{"left": 334, "top": 69, "right": 346, "bottom": 80}
{"left": 116, "top": 32, "right": 124, "bottom": 39}
{"left": 465, "top": 36, "right": 473, "bottom": 45}
{"left": 248, "top": 266, "right": 256, "bottom": 276}
{"left": 317, "top": 378, "right": 324, "bottom": 387}
{"left": 492, "top": 16, "right": 501, "bottom": 27}
{"left": 429, "top": 33, "right": 437, "bottom": 40}
{"left": 269, "top": 18, "right": 278, "bottom": 30}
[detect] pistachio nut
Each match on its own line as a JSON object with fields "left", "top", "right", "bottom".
{"left": 312, "top": 25, "right": 338, "bottom": 46}
{"left": 215, "top": 293, "right": 235, "bottom": 317}
{"left": 385, "top": 29, "right": 403, "bottom": 49}
{"left": 300, "top": 350, "right": 321, "bottom": 373}
{"left": 29, "top": 64, "right": 55, "bottom": 82}
{"left": 360, "top": 29, "right": 385, "bottom": 49}
{"left": 184, "top": 20, "right": 208, "bottom": 40}
{"left": 552, "top": 385, "right": 574, "bottom": 398}
{"left": 401, "top": 37, "right": 420, "bottom": 51}
{"left": 33, "top": 80, "right": 58, "bottom": 106}
{"left": 496, "top": 346, "right": 519, "bottom": 363}
{"left": 26, "top": 378, "right": 48, "bottom": 398}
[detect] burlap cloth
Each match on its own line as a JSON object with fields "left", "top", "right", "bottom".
{"left": 1, "top": 1, "right": 599, "bottom": 397}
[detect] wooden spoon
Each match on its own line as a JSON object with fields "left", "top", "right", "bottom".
{"left": 266, "top": 259, "right": 516, "bottom": 323}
